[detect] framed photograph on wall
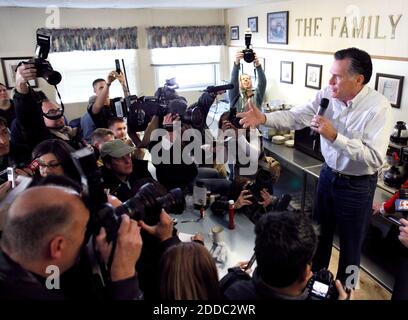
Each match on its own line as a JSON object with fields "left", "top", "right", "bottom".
{"left": 248, "top": 17, "right": 258, "bottom": 33}
{"left": 375, "top": 73, "right": 404, "bottom": 108}
{"left": 230, "top": 26, "right": 239, "bottom": 40}
{"left": 280, "top": 61, "right": 293, "bottom": 84}
{"left": 305, "top": 63, "right": 322, "bottom": 90}
{"left": 267, "top": 11, "right": 289, "bottom": 44}
{"left": 1, "top": 57, "right": 38, "bottom": 89}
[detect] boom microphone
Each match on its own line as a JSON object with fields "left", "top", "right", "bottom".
{"left": 204, "top": 83, "right": 234, "bottom": 93}
{"left": 310, "top": 98, "right": 330, "bottom": 137}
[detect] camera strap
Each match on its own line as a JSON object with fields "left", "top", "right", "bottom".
{"left": 53, "top": 84, "right": 65, "bottom": 115}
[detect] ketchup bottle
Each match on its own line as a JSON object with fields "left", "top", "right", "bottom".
{"left": 228, "top": 200, "right": 235, "bottom": 230}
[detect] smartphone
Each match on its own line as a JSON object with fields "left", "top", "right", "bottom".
{"left": 7, "top": 167, "right": 16, "bottom": 188}
{"left": 115, "top": 59, "right": 121, "bottom": 74}
{"left": 245, "top": 252, "right": 256, "bottom": 271}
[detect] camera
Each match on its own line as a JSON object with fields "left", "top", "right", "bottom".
{"left": 124, "top": 79, "right": 181, "bottom": 133}
{"left": 165, "top": 98, "right": 206, "bottom": 130}
{"left": 70, "top": 147, "right": 185, "bottom": 242}
{"left": 242, "top": 30, "right": 255, "bottom": 63}
{"left": 306, "top": 268, "right": 338, "bottom": 300}
{"left": 245, "top": 168, "right": 274, "bottom": 203}
{"left": 99, "top": 182, "right": 185, "bottom": 241}
{"left": 115, "top": 59, "right": 121, "bottom": 74}
{"left": 29, "top": 32, "right": 62, "bottom": 85}
{"left": 7, "top": 166, "right": 16, "bottom": 188}
{"left": 124, "top": 78, "right": 212, "bottom": 133}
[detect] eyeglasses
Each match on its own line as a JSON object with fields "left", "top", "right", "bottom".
{"left": 37, "top": 160, "right": 61, "bottom": 169}
{"left": 43, "top": 108, "right": 63, "bottom": 117}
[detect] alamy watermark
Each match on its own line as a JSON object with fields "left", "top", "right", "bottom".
{"left": 45, "top": 264, "right": 60, "bottom": 290}
{"left": 45, "top": 6, "right": 60, "bottom": 28}
{"left": 345, "top": 265, "right": 360, "bottom": 290}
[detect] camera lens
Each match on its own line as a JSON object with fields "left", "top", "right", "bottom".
{"left": 44, "top": 71, "right": 62, "bottom": 85}
{"left": 183, "top": 107, "right": 204, "bottom": 129}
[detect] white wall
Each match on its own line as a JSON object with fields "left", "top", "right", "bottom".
{"left": 0, "top": 7, "right": 228, "bottom": 120}
{"left": 226, "top": 0, "right": 408, "bottom": 123}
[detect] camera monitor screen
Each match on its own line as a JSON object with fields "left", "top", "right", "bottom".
{"left": 311, "top": 281, "right": 329, "bottom": 298}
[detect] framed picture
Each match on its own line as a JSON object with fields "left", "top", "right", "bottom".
{"left": 1, "top": 57, "right": 38, "bottom": 89}
{"left": 305, "top": 63, "right": 322, "bottom": 90}
{"left": 267, "top": 11, "right": 289, "bottom": 44}
{"left": 375, "top": 73, "right": 404, "bottom": 108}
{"left": 248, "top": 17, "right": 258, "bottom": 33}
{"left": 280, "top": 61, "right": 293, "bottom": 84}
{"left": 230, "top": 26, "right": 239, "bottom": 40}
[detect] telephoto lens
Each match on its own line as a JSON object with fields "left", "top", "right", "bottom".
{"left": 98, "top": 182, "right": 185, "bottom": 242}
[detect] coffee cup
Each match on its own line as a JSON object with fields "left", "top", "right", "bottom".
{"left": 209, "top": 225, "right": 224, "bottom": 244}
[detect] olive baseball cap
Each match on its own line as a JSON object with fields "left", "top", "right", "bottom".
{"left": 100, "top": 139, "right": 135, "bottom": 158}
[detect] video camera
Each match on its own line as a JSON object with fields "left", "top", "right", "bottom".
{"left": 70, "top": 147, "right": 185, "bottom": 242}
{"left": 119, "top": 78, "right": 181, "bottom": 133}
{"left": 128, "top": 81, "right": 231, "bottom": 132}
{"left": 242, "top": 30, "right": 255, "bottom": 63}
{"left": 19, "top": 32, "right": 62, "bottom": 85}
{"left": 306, "top": 268, "right": 339, "bottom": 300}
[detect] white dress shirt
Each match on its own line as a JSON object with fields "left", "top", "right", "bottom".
{"left": 265, "top": 86, "right": 394, "bottom": 175}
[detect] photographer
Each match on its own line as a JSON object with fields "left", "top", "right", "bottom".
{"left": 372, "top": 186, "right": 408, "bottom": 300}
{"left": 218, "top": 109, "right": 263, "bottom": 180}
{"left": 81, "top": 72, "right": 129, "bottom": 142}
{"left": 0, "top": 116, "right": 32, "bottom": 199}
{"left": 100, "top": 139, "right": 153, "bottom": 202}
{"left": 210, "top": 166, "right": 281, "bottom": 223}
{"left": 108, "top": 117, "right": 145, "bottom": 160}
{"left": 222, "top": 211, "right": 353, "bottom": 300}
{"left": 229, "top": 50, "right": 266, "bottom": 112}
{"left": 143, "top": 91, "right": 218, "bottom": 192}
{"left": 0, "top": 185, "right": 143, "bottom": 300}
{"left": 11, "top": 63, "right": 84, "bottom": 163}
{"left": 391, "top": 218, "right": 408, "bottom": 300}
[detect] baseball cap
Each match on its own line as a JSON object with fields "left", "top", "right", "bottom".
{"left": 100, "top": 139, "right": 135, "bottom": 158}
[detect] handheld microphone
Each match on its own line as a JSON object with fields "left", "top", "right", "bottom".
{"left": 310, "top": 98, "right": 330, "bottom": 137}
{"left": 204, "top": 83, "right": 234, "bottom": 93}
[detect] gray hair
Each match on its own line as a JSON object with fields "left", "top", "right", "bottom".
{"left": 1, "top": 204, "right": 73, "bottom": 261}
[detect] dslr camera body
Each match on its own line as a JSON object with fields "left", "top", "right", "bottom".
{"left": 306, "top": 268, "right": 338, "bottom": 300}
{"left": 24, "top": 32, "right": 62, "bottom": 85}
{"left": 242, "top": 30, "right": 255, "bottom": 63}
{"left": 245, "top": 168, "right": 274, "bottom": 204}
